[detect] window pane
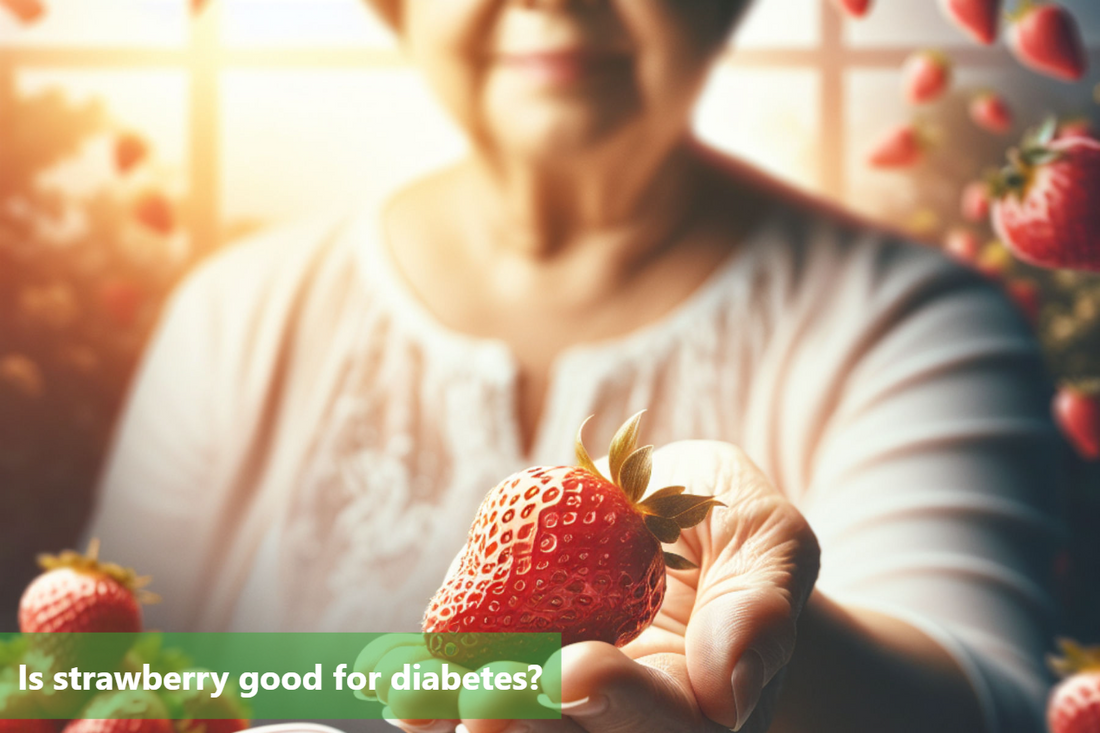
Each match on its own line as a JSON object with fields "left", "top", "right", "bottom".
{"left": 735, "top": 0, "right": 820, "bottom": 49}
{"left": 694, "top": 66, "right": 820, "bottom": 192}
{"left": 0, "top": 0, "right": 187, "bottom": 47}
{"left": 221, "top": 0, "right": 396, "bottom": 49}
{"left": 220, "top": 68, "right": 466, "bottom": 226}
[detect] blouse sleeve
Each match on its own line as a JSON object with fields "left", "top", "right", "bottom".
{"left": 81, "top": 262, "right": 228, "bottom": 631}
{"left": 800, "top": 240, "right": 1064, "bottom": 733}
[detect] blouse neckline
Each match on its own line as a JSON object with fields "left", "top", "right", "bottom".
{"left": 346, "top": 191, "right": 774, "bottom": 462}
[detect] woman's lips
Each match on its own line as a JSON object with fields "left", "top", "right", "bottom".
{"left": 495, "top": 49, "right": 629, "bottom": 86}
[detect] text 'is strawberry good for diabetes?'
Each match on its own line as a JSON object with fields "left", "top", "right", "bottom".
{"left": 422, "top": 412, "right": 724, "bottom": 668}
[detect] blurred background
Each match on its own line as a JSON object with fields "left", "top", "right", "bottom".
{"left": 1, "top": 0, "right": 1099, "bottom": 639}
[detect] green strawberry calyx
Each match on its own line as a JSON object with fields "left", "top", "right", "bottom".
{"left": 1049, "top": 637, "right": 1100, "bottom": 677}
{"left": 38, "top": 538, "right": 160, "bottom": 605}
{"left": 575, "top": 411, "right": 725, "bottom": 571}
{"left": 990, "top": 116, "right": 1064, "bottom": 201}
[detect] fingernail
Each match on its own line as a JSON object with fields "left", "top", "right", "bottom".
{"left": 731, "top": 650, "right": 764, "bottom": 731}
{"left": 559, "top": 694, "right": 610, "bottom": 717}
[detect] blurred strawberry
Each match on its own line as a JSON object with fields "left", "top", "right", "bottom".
{"left": 63, "top": 691, "right": 173, "bottom": 733}
{"left": 831, "top": 0, "right": 871, "bottom": 19}
{"left": 0, "top": 354, "right": 44, "bottom": 399}
{"left": 961, "top": 181, "right": 991, "bottom": 222}
{"left": 1005, "top": 278, "right": 1040, "bottom": 324}
{"left": 969, "top": 92, "right": 1013, "bottom": 134}
{"left": 114, "top": 133, "right": 148, "bottom": 175}
{"left": 1058, "top": 118, "right": 1095, "bottom": 141}
{"left": 867, "top": 123, "right": 925, "bottom": 169}
{"left": 0, "top": 0, "right": 45, "bottom": 24}
{"left": 99, "top": 279, "right": 145, "bottom": 328}
{"left": 990, "top": 119, "right": 1100, "bottom": 271}
{"left": 132, "top": 192, "right": 175, "bottom": 235}
{"left": 1049, "top": 639, "right": 1100, "bottom": 732}
{"left": 1008, "top": 3, "right": 1087, "bottom": 82}
{"left": 0, "top": 721, "right": 55, "bottom": 733}
{"left": 902, "top": 51, "right": 952, "bottom": 105}
{"left": 191, "top": 0, "right": 210, "bottom": 14}
{"left": 944, "top": 227, "right": 983, "bottom": 264}
{"left": 1053, "top": 387, "right": 1100, "bottom": 461}
{"left": 938, "top": 0, "right": 1001, "bottom": 44}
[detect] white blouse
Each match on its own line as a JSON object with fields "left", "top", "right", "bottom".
{"left": 85, "top": 193, "right": 1063, "bottom": 732}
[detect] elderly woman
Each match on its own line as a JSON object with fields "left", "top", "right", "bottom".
{"left": 86, "top": 1, "right": 1060, "bottom": 731}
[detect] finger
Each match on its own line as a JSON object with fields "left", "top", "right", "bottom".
{"left": 382, "top": 707, "right": 459, "bottom": 732}
{"left": 457, "top": 661, "right": 544, "bottom": 733}
{"left": 356, "top": 633, "right": 429, "bottom": 675}
{"left": 542, "top": 642, "right": 724, "bottom": 733}
{"left": 374, "top": 645, "right": 439, "bottom": 704}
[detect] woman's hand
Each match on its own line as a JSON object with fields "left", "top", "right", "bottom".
{"left": 381, "top": 440, "right": 820, "bottom": 733}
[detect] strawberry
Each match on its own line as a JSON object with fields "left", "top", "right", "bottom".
{"left": 938, "top": 0, "right": 1001, "bottom": 44}
{"left": 902, "top": 51, "right": 952, "bottom": 105}
{"left": 1005, "top": 278, "right": 1040, "bottom": 324}
{"left": 961, "top": 181, "right": 991, "bottom": 222}
{"left": 944, "top": 227, "right": 983, "bottom": 264}
{"left": 1049, "top": 639, "right": 1100, "bottom": 732}
{"left": 63, "top": 691, "right": 173, "bottom": 733}
{"left": 867, "top": 124, "right": 925, "bottom": 169}
{"left": 114, "top": 134, "right": 148, "bottom": 175}
{"left": 0, "top": 0, "right": 45, "bottom": 24}
{"left": 969, "top": 92, "right": 1013, "bottom": 134}
{"left": 1008, "top": 3, "right": 1087, "bottom": 82}
{"left": 422, "top": 413, "right": 723, "bottom": 668}
{"left": 1053, "top": 386, "right": 1100, "bottom": 461}
{"left": 19, "top": 540, "right": 153, "bottom": 635}
{"left": 168, "top": 669, "right": 248, "bottom": 733}
{"left": 132, "top": 193, "right": 174, "bottom": 236}
{"left": 831, "top": 0, "right": 871, "bottom": 19}
{"left": 990, "top": 120, "right": 1100, "bottom": 272}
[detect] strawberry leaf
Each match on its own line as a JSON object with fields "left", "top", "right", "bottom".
{"left": 663, "top": 552, "right": 698, "bottom": 570}
{"left": 618, "top": 445, "right": 653, "bottom": 503}
{"left": 574, "top": 416, "right": 606, "bottom": 482}
{"left": 643, "top": 485, "right": 687, "bottom": 503}
{"left": 638, "top": 494, "right": 724, "bottom": 528}
{"left": 644, "top": 515, "right": 681, "bottom": 543}
{"left": 609, "top": 411, "right": 645, "bottom": 486}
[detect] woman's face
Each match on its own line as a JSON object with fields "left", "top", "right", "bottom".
{"left": 391, "top": 0, "right": 738, "bottom": 161}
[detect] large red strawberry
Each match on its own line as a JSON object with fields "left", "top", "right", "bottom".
{"left": 422, "top": 413, "right": 723, "bottom": 668}
{"left": 990, "top": 120, "right": 1100, "bottom": 272}
{"left": 867, "top": 123, "right": 926, "bottom": 169}
{"left": 0, "top": 0, "right": 44, "bottom": 24}
{"left": 1054, "top": 385, "right": 1100, "bottom": 461}
{"left": 1049, "top": 639, "right": 1100, "bottom": 733}
{"left": 1008, "top": 3, "right": 1087, "bottom": 82}
{"left": 902, "top": 51, "right": 951, "bottom": 105}
{"left": 831, "top": 0, "right": 871, "bottom": 19}
{"left": 969, "top": 92, "right": 1013, "bottom": 134}
{"left": 63, "top": 691, "right": 173, "bottom": 733}
{"left": 938, "top": 0, "right": 1001, "bottom": 44}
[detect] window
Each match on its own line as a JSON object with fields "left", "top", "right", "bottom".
{"left": 3, "top": 0, "right": 1098, "bottom": 254}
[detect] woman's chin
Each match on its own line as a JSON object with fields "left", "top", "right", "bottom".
{"left": 485, "top": 107, "right": 634, "bottom": 163}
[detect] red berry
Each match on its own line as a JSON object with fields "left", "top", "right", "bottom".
{"left": 961, "top": 181, "right": 991, "bottom": 222}
{"left": 422, "top": 413, "right": 722, "bottom": 668}
{"left": 867, "top": 124, "right": 924, "bottom": 169}
{"left": 938, "top": 0, "right": 1001, "bottom": 44}
{"left": 902, "top": 51, "right": 951, "bottom": 105}
{"left": 969, "top": 93, "right": 1013, "bottom": 134}
{"left": 114, "top": 134, "right": 148, "bottom": 175}
{"left": 1058, "top": 119, "right": 1095, "bottom": 141}
{"left": 0, "top": 722, "right": 56, "bottom": 733}
{"left": 0, "top": 0, "right": 44, "bottom": 24}
{"left": 831, "top": 0, "right": 872, "bottom": 19}
{"left": 1054, "top": 388, "right": 1100, "bottom": 461}
{"left": 991, "top": 135, "right": 1100, "bottom": 272}
{"left": 944, "top": 227, "right": 983, "bottom": 264}
{"left": 1009, "top": 4, "right": 1087, "bottom": 82}
{"left": 132, "top": 193, "right": 175, "bottom": 236}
